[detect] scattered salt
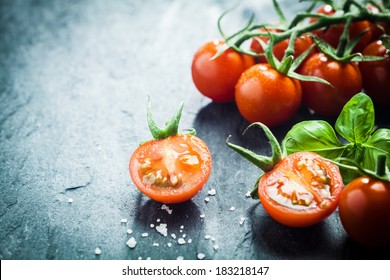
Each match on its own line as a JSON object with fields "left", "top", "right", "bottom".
{"left": 120, "top": 219, "right": 128, "bottom": 224}
{"left": 141, "top": 232, "right": 149, "bottom": 237}
{"left": 177, "top": 238, "right": 186, "bottom": 245}
{"left": 204, "top": 235, "right": 211, "bottom": 240}
{"left": 68, "top": 198, "right": 73, "bottom": 203}
{"left": 177, "top": 256, "right": 184, "bottom": 260}
{"left": 171, "top": 233, "right": 177, "bottom": 239}
{"left": 197, "top": 253, "right": 206, "bottom": 260}
{"left": 161, "top": 204, "right": 173, "bottom": 214}
{"left": 155, "top": 223, "right": 168, "bottom": 237}
{"left": 95, "top": 247, "right": 101, "bottom": 255}
{"left": 208, "top": 189, "right": 216, "bottom": 196}
{"left": 167, "top": 242, "right": 172, "bottom": 247}
{"left": 153, "top": 242, "right": 159, "bottom": 247}
{"left": 187, "top": 239, "right": 192, "bottom": 244}
{"left": 239, "top": 216, "right": 246, "bottom": 225}
{"left": 127, "top": 229, "right": 133, "bottom": 234}
{"left": 150, "top": 223, "right": 155, "bottom": 228}
{"left": 245, "top": 191, "right": 251, "bottom": 198}
{"left": 230, "top": 206, "right": 236, "bottom": 211}
{"left": 204, "top": 197, "right": 210, "bottom": 202}
{"left": 213, "top": 245, "right": 219, "bottom": 250}
{"left": 200, "top": 214, "right": 205, "bottom": 219}
{"left": 126, "top": 237, "right": 137, "bottom": 249}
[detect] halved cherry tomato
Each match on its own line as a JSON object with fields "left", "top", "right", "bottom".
{"left": 310, "top": 5, "right": 372, "bottom": 52}
{"left": 299, "top": 52, "right": 363, "bottom": 116}
{"left": 359, "top": 40, "right": 390, "bottom": 106}
{"left": 129, "top": 134, "right": 212, "bottom": 204}
{"left": 191, "top": 40, "right": 255, "bottom": 103}
{"left": 338, "top": 176, "right": 390, "bottom": 247}
{"left": 235, "top": 63, "right": 302, "bottom": 127}
{"left": 259, "top": 151, "right": 343, "bottom": 227}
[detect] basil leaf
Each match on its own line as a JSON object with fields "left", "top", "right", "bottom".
{"left": 335, "top": 93, "right": 375, "bottom": 144}
{"left": 364, "top": 128, "right": 390, "bottom": 171}
{"left": 282, "top": 120, "right": 345, "bottom": 159}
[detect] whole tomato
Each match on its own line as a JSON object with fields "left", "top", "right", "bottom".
{"left": 310, "top": 5, "right": 372, "bottom": 52}
{"left": 235, "top": 64, "right": 302, "bottom": 127}
{"left": 338, "top": 176, "right": 390, "bottom": 247}
{"left": 359, "top": 40, "right": 390, "bottom": 106}
{"left": 250, "top": 30, "right": 314, "bottom": 67}
{"left": 299, "top": 52, "right": 363, "bottom": 116}
{"left": 191, "top": 40, "right": 255, "bottom": 103}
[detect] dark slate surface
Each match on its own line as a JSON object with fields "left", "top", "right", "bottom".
{"left": 0, "top": 0, "right": 389, "bottom": 260}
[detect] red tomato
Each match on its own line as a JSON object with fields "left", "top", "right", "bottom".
{"left": 191, "top": 40, "right": 255, "bottom": 103}
{"left": 258, "top": 152, "right": 343, "bottom": 227}
{"left": 338, "top": 176, "right": 390, "bottom": 247}
{"left": 235, "top": 63, "right": 302, "bottom": 127}
{"left": 129, "top": 134, "right": 212, "bottom": 204}
{"left": 250, "top": 30, "right": 314, "bottom": 67}
{"left": 359, "top": 40, "right": 390, "bottom": 106}
{"left": 310, "top": 5, "right": 372, "bottom": 52}
{"left": 299, "top": 52, "right": 363, "bottom": 116}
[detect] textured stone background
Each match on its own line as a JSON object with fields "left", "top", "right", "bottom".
{"left": 1, "top": 0, "right": 389, "bottom": 260}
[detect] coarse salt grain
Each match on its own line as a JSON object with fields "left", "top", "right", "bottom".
{"left": 150, "top": 224, "right": 155, "bottom": 228}
{"left": 120, "top": 219, "right": 128, "bottom": 224}
{"left": 126, "top": 237, "right": 137, "bottom": 249}
{"left": 141, "top": 232, "right": 149, "bottom": 237}
{"left": 239, "top": 216, "right": 246, "bottom": 225}
{"left": 68, "top": 198, "right": 73, "bottom": 203}
{"left": 177, "top": 238, "right": 186, "bottom": 245}
{"left": 204, "top": 235, "right": 211, "bottom": 240}
{"left": 230, "top": 206, "right": 236, "bottom": 211}
{"left": 208, "top": 189, "right": 216, "bottom": 196}
{"left": 95, "top": 247, "right": 101, "bottom": 255}
{"left": 187, "top": 239, "right": 192, "bottom": 244}
{"left": 213, "top": 245, "right": 219, "bottom": 250}
{"left": 177, "top": 256, "right": 184, "bottom": 260}
{"left": 155, "top": 223, "right": 168, "bottom": 237}
{"left": 197, "top": 253, "right": 206, "bottom": 260}
{"left": 153, "top": 243, "right": 159, "bottom": 247}
{"left": 161, "top": 204, "right": 173, "bottom": 214}
{"left": 127, "top": 229, "right": 133, "bottom": 234}
{"left": 171, "top": 233, "right": 177, "bottom": 239}
{"left": 245, "top": 191, "right": 251, "bottom": 198}
{"left": 204, "top": 197, "right": 210, "bottom": 202}
{"left": 200, "top": 214, "right": 205, "bottom": 218}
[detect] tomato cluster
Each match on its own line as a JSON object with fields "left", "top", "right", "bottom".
{"left": 191, "top": 3, "right": 390, "bottom": 127}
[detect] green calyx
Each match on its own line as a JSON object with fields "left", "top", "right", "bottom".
{"left": 226, "top": 122, "right": 283, "bottom": 200}
{"left": 226, "top": 122, "right": 282, "bottom": 173}
{"left": 146, "top": 98, "right": 196, "bottom": 140}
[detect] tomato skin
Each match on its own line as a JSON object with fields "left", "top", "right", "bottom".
{"left": 129, "top": 134, "right": 212, "bottom": 204}
{"left": 258, "top": 152, "right": 343, "bottom": 227}
{"left": 359, "top": 40, "right": 390, "bottom": 106}
{"left": 235, "top": 64, "right": 302, "bottom": 127}
{"left": 338, "top": 177, "right": 390, "bottom": 247}
{"left": 191, "top": 40, "right": 255, "bottom": 103}
{"left": 250, "top": 32, "right": 314, "bottom": 67}
{"left": 310, "top": 5, "right": 372, "bottom": 52}
{"left": 299, "top": 52, "right": 363, "bottom": 116}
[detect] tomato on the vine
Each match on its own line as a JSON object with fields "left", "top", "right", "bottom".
{"left": 299, "top": 52, "right": 363, "bottom": 116}
{"left": 359, "top": 40, "right": 390, "bottom": 106}
{"left": 250, "top": 31, "right": 314, "bottom": 67}
{"left": 235, "top": 63, "right": 302, "bottom": 127}
{"left": 338, "top": 176, "right": 390, "bottom": 247}
{"left": 191, "top": 40, "right": 255, "bottom": 103}
{"left": 130, "top": 134, "right": 212, "bottom": 204}
{"left": 258, "top": 151, "right": 343, "bottom": 227}
{"left": 310, "top": 5, "right": 372, "bottom": 52}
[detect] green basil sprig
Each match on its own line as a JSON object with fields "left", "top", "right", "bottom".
{"left": 282, "top": 93, "right": 390, "bottom": 184}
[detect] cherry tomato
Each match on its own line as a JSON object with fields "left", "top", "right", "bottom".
{"left": 310, "top": 5, "right": 372, "bottom": 52}
{"left": 250, "top": 31, "right": 314, "bottom": 67}
{"left": 258, "top": 152, "right": 343, "bottom": 227}
{"left": 338, "top": 176, "right": 390, "bottom": 247}
{"left": 359, "top": 40, "right": 390, "bottom": 106}
{"left": 129, "top": 134, "right": 212, "bottom": 204}
{"left": 235, "top": 63, "right": 302, "bottom": 127}
{"left": 366, "top": 4, "right": 389, "bottom": 42}
{"left": 191, "top": 40, "right": 255, "bottom": 103}
{"left": 299, "top": 52, "right": 363, "bottom": 116}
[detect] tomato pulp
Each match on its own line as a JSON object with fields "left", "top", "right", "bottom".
{"left": 130, "top": 134, "right": 212, "bottom": 204}
{"left": 258, "top": 152, "right": 343, "bottom": 227}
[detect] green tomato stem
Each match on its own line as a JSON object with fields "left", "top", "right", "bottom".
{"left": 377, "top": 154, "right": 387, "bottom": 177}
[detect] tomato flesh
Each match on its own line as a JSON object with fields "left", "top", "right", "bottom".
{"left": 129, "top": 134, "right": 212, "bottom": 204}
{"left": 259, "top": 152, "right": 343, "bottom": 227}
{"left": 339, "top": 177, "right": 390, "bottom": 247}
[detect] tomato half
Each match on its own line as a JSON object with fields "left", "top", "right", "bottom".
{"left": 338, "top": 176, "right": 390, "bottom": 247}
{"left": 258, "top": 152, "right": 343, "bottom": 227}
{"left": 191, "top": 40, "right": 255, "bottom": 103}
{"left": 235, "top": 63, "right": 302, "bottom": 127}
{"left": 129, "top": 134, "right": 212, "bottom": 204}
{"left": 359, "top": 40, "right": 390, "bottom": 106}
{"left": 299, "top": 52, "right": 363, "bottom": 116}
